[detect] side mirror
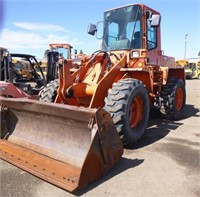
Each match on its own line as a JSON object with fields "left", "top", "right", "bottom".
{"left": 150, "top": 14, "right": 161, "bottom": 27}
{"left": 87, "top": 23, "right": 97, "bottom": 36}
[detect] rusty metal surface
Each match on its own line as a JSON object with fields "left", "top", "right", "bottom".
{"left": 0, "top": 97, "right": 96, "bottom": 121}
{"left": 0, "top": 140, "right": 81, "bottom": 191}
{"left": 0, "top": 97, "right": 123, "bottom": 192}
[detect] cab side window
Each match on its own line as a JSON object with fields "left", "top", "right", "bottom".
{"left": 146, "top": 15, "right": 157, "bottom": 50}
{"left": 147, "top": 26, "right": 157, "bottom": 50}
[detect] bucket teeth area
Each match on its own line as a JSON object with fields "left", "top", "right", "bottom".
{"left": 0, "top": 140, "right": 80, "bottom": 191}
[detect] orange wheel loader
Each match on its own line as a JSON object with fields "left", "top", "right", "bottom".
{"left": 0, "top": 3, "right": 186, "bottom": 192}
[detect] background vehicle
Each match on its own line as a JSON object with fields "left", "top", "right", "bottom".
{"left": 175, "top": 59, "right": 200, "bottom": 79}
{"left": 0, "top": 47, "right": 10, "bottom": 81}
{"left": 0, "top": 3, "right": 186, "bottom": 192}
{"left": 40, "top": 43, "right": 81, "bottom": 83}
{"left": 49, "top": 43, "right": 73, "bottom": 59}
{"left": 188, "top": 58, "right": 200, "bottom": 79}
{"left": 37, "top": 43, "right": 73, "bottom": 82}
{"left": 175, "top": 59, "right": 193, "bottom": 78}
{"left": 38, "top": 43, "right": 84, "bottom": 96}
{"left": 0, "top": 48, "right": 46, "bottom": 98}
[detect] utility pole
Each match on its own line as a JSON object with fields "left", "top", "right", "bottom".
{"left": 184, "top": 34, "right": 188, "bottom": 59}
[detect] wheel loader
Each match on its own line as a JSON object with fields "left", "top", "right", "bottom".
{"left": 41, "top": 43, "right": 81, "bottom": 83}
{"left": 0, "top": 3, "right": 186, "bottom": 192}
{"left": 49, "top": 43, "right": 73, "bottom": 59}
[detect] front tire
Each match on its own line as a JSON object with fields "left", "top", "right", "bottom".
{"left": 104, "top": 78, "right": 150, "bottom": 147}
{"left": 39, "top": 79, "right": 58, "bottom": 102}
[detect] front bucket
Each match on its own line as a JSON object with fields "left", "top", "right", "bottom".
{"left": 0, "top": 97, "right": 123, "bottom": 192}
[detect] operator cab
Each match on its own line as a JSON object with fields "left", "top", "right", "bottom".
{"left": 88, "top": 4, "right": 161, "bottom": 53}
{"left": 103, "top": 5, "right": 143, "bottom": 51}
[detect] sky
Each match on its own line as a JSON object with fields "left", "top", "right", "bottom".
{"left": 0, "top": 0, "right": 199, "bottom": 60}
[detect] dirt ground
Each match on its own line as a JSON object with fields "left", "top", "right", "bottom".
{"left": 0, "top": 79, "right": 200, "bottom": 197}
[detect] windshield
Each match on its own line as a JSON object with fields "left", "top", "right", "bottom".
{"left": 51, "top": 48, "right": 70, "bottom": 59}
{"left": 102, "top": 5, "right": 142, "bottom": 51}
{"left": 58, "top": 48, "right": 69, "bottom": 59}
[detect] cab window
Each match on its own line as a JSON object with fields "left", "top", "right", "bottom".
{"left": 147, "top": 16, "right": 157, "bottom": 50}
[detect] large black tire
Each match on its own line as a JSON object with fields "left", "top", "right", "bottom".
{"left": 39, "top": 79, "right": 59, "bottom": 102}
{"left": 160, "top": 77, "right": 186, "bottom": 120}
{"left": 104, "top": 78, "right": 150, "bottom": 147}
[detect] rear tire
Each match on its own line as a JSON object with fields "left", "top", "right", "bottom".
{"left": 39, "top": 79, "right": 58, "bottom": 102}
{"left": 160, "top": 77, "right": 186, "bottom": 120}
{"left": 104, "top": 78, "right": 150, "bottom": 147}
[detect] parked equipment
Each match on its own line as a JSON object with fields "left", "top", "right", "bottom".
{"left": 175, "top": 59, "right": 200, "bottom": 79}
{"left": 175, "top": 59, "right": 193, "bottom": 79}
{"left": 0, "top": 3, "right": 186, "bottom": 192}
{"left": 49, "top": 43, "right": 73, "bottom": 59}
{"left": 41, "top": 43, "right": 81, "bottom": 83}
{"left": 0, "top": 48, "right": 46, "bottom": 98}
{"left": 188, "top": 58, "right": 200, "bottom": 79}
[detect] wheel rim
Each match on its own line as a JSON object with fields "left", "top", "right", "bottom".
{"left": 175, "top": 87, "right": 184, "bottom": 111}
{"left": 129, "top": 96, "right": 143, "bottom": 128}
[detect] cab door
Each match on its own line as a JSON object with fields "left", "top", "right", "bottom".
{"left": 145, "top": 12, "right": 162, "bottom": 66}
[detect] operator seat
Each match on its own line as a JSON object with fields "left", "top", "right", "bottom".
{"left": 110, "top": 33, "right": 130, "bottom": 51}
{"left": 131, "top": 31, "right": 141, "bottom": 49}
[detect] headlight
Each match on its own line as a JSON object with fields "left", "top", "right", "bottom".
{"left": 132, "top": 51, "right": 140, "bottom": 58}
